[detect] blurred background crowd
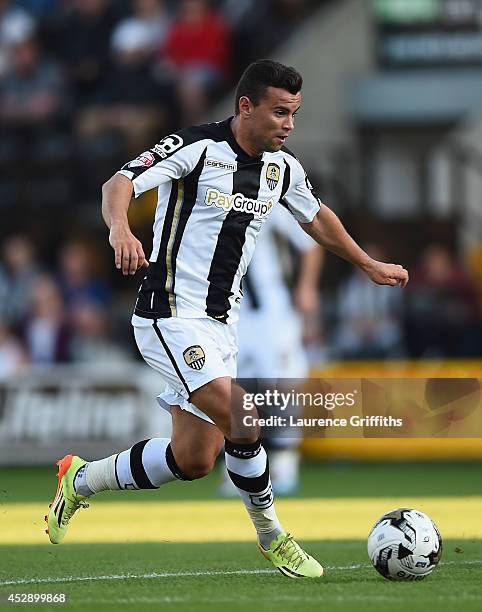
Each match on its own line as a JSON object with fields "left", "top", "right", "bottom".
{"left": 1, "top": 231, "right": 480, "bottom": 377}
{"left": 0, "top": 0, "right": 481, "bottom": 380}
{"left": 0, "top": 0, "right": 320, "bottom": 208}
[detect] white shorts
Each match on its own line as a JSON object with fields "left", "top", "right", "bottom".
{"left": 132, "top": 314, "right": 237, "bottom": 424}
{"left": 237, "top": 308, "right": 308, "bottom": 379}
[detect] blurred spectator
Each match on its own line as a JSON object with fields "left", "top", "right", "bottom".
{"left": 76, "top": 19, "right": 177, "bottom": 158}
{"left": 70, "top": 301, "right": 129, "bottom": 362}
{"left": 0, "top": 235, "right": 40, "bottom": 324}
{"left": 0, "top": 319, "right": 27, "bottom": 378}
{"left": 0, "top": 33, "right": 64, "bottom": 120}
{"left": 113, "top": 0, "right": 171, "bottom": 54}
{"left": 0, "top": 0, "right": 320, "bottom": 215}
{"left": 19, "top": 274, "right": 73, "bottom": 363}
{"left": 17, "top": 0, "right": 58, "bottom": 20}
{"left": 220, "top": 0, "right": 257, "bottom": 28}
{"left": 404, "top": 245, "right": 481, "bottom": 357}
{"left": 56, "top": 0, "right": 119, "bottom": 106}
{"left": 331, "top": 244, "right": 404, "bottom": 359}
{"left": 160, "top": 0, "right": 231, "bottom": 124}
{"left": 230, "top": 0, "right": 309, "bottom": 76}
{"left": 0, "top": 0, "right": 35, "bottom": 78}
{"left": 58, "top": 241, "right": 111, "bottom": 307}
{"left": 0, "top": 31, "right": 69, "bottom": 165}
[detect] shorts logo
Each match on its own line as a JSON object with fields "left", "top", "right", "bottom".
{"left": 129, "top": 151, "right": 155, "bottom": 168}
{"left": 266, "top": 163, "right": 280, "bottom": 190}
{"left": 183, "top": 345, "right": 205, "bottom": 370}
{"left": 205, "top": 188, "right": 273, "bottom": 219}
{"left": 205, "top": 158, "right": 237, "bottom": 172}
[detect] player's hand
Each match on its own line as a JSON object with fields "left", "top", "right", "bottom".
{"left": 294, "top": 282, "right": 319, "bottom": 317}
{"left": 109, "top": 223, "right": 149, "bottom": 276}
{"left": 362, "top": 259, "right": 409, "bottom": 288}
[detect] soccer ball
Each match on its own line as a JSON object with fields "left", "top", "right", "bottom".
{"left": 367, "top": 508, "right": 442, "bottom": 580}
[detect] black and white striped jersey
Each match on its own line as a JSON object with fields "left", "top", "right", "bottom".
{"left": 119, "top": 117, "right": 321, "bottom": 325}
{"left": 242, "top": 205, "right": 316, "bottom": 314}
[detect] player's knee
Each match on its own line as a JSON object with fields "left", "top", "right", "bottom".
{"left": 182, "top": 457, "right": 216, "bottom": 480}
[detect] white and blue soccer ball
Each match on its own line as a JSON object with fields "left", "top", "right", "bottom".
{"left": 367, "top": 508, "right": 442, "bottom": 581}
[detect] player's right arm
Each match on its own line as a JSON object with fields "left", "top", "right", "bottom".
{"left": 101, "top": 173, "right": 148, "bottom": 276}
{"left": 102, "top": 128, "right": 211, "bottom": 275}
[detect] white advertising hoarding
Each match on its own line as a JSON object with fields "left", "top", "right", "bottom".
{"left": 0, "top": 364, "right": 171, "bottom": 465}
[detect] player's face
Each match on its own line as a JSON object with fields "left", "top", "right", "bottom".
{"left": 248, "top": 87, "right": 301, "bottom": 153}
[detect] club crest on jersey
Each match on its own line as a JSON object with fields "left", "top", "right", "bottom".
{"left": 129, "top": 151, "right": 155, "bottom": 168}
{"left": 266, "top": 163, "right": 280, "bottom": 190}
{"left": 205, "top": 188, "right": 273, "bottom": 219}
{"left": 183, "top": 345, "right": 205, "bottom": 370}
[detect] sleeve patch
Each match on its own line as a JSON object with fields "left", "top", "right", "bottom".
{"left": 152, "top": 134, "right": 184, "bottom": 159}
{"left": 128, "top": 151, "right": 156, "bottom": 168}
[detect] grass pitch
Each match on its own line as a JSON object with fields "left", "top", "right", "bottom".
{"left": 1, "top": 541, "right": 481, "bottom": 612}
{"left": 1, "top": 462, "right": 481, "bottom": 611}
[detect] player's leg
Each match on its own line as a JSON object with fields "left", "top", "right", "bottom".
{"left": 169, "top": 405, "right": 224, "bottom": 479}
{"left": 188, "top": 377, "right": 323, "bottom": 578}
{"left": 264, "top": 438, "right": 300, "bottom": 496}
{"left": 266, "top": 314, "right": 311, "bottom": 495}
{"left": 78, "top": 407, "right": 224, "bottom": 492}
{"left": 46, "top": 406, "right": 223, "bottom": 544}
{"left": 235, "top": 312, "right": 306, "bottom": 496}
{"left": 73, "top": 316, "right": 227, "bottom": 492}
{"left": 188, "top": 377, "right": 282, "bottom": 546}
{"left": 46, "top": 377, "right": 246, "bottom": 545}
{"left": 70, "top": 378, "right": 240, "bottom": 503}
{"left": 45, "top": 316, "right": 229, "bottom": 544}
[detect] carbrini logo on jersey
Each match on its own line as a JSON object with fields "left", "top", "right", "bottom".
{"left": 205, "top": 188, "right": 274, "bottom": 218}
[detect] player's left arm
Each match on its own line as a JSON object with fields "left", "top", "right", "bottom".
{"left": 273, "top": 206, "right": 323, "bottom": 314}
{"left": 300, "top": 204, "right": 409, "bottom": 288}
{"left": 280, "top": 153, "right": 408, "bottom": 288}
{"left": 294, "top": 245, "right": 323, "bottom": 316}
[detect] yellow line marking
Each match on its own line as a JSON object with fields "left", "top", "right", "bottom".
{"left": 2, "top": 497, "right": 481, "bottom": 545}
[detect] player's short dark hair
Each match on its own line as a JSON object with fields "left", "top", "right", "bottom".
{"left": 234, "top": 59, "right": 302, "bottom": 114}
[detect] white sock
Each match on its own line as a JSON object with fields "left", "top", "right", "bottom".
{"left": 74, "top": 438, "right": 178, "bottom": 495}
{"left": 224, "top": 439, "right": 283, "bottom": 548}
{"left": 74, "top": 464, "right": 93, "bottom": 497}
